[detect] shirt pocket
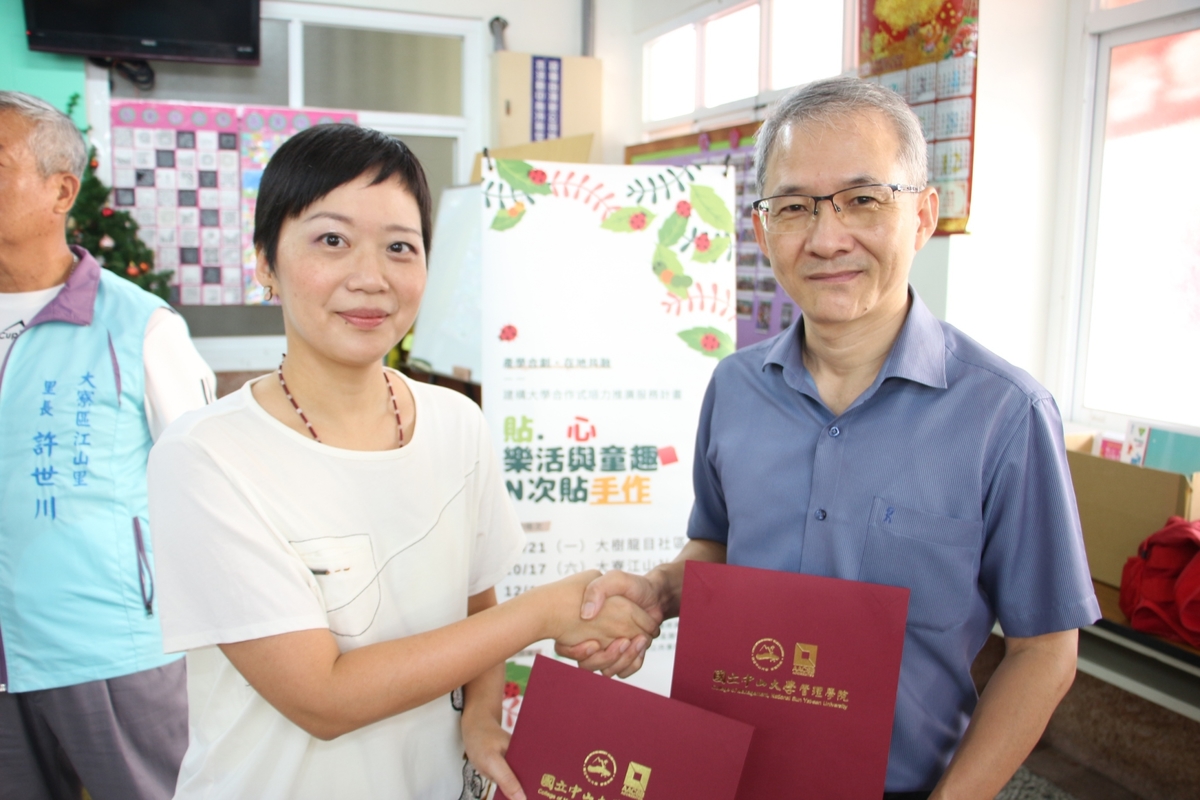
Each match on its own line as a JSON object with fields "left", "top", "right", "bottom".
{"left": 859, "top": 497, "right": 982, "bottom": 632}
{"left": 289, "top": 534, "right": 381, "bottom": 638}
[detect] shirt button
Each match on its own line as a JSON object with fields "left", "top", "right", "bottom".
{"left": 829, "top": 426, "right": 840, "bottom": 437}
{"left": 815, "top": 509, "right": 828, "bottom": 521}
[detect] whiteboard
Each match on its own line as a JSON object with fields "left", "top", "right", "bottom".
{"left": 409, "top": 184, "right": 482, "bottom": 378}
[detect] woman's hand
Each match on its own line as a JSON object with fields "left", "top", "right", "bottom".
{"left": 462, "top": 710, "right": 524, "bottom": 800}
{"left": 543, "top": 571, "right": 661, "bottom": 657}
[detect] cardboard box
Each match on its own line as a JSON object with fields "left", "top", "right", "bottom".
{"left": 1066, "top": 449, "right": 1197, "bottom": 587}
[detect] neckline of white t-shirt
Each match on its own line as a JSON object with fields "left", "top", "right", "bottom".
{"left": 0, "top": 283, "right": 65, "bottom": 311}
{"left": 239, "top": 367, "right": 423, "bottom": 461}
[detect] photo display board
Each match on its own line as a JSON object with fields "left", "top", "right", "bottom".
{"left": 109, "top": 101, "right": 358, "bottom": 305}
{"left": 480, "top": 158, "right": 737, "bottom": 700}
{"left": 859, "top": 0, "right": 979, "bottom": 233}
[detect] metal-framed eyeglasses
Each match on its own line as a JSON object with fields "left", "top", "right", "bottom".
{"left": 752, "top": 183, "right": 924, "bottom": 233}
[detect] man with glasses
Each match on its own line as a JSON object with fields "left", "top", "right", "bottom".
{"left": 561, "top": 77, "right": 1099, "bottom": 799}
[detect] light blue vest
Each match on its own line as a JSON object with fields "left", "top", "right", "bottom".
{"left": 0, "top": 251, "right": 181, "bottom": 692}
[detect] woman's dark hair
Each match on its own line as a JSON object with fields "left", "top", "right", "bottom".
{"left": 253, "top": 124, "right": 433, "bottom": 270}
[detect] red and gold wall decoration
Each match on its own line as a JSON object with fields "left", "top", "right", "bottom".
{"left": 859, "top": 0, "right": 979, "bottom": 234}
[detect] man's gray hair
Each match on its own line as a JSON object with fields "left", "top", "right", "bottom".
{"left": 754, "top": 76, "right": 927, "bottom": 195}
{"left": 0, "top": 91, "right": 88, "bottom": 179}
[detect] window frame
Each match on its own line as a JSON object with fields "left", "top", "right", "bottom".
{"left": 86, "top": 1, "right": 484, "bottom": 188}
{"left": 639, "top": 0, "right": 857, "bottom": 137}
{"left": 1046, "top": 0, "right": 1200, "bottom": 435}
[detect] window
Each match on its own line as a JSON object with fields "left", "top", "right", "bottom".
{"left": 644, "top": 25, "right": 697, "bottom": 121}
{"left": 704, "top": 4, "right": 761, "bottom": 108}
{"left": 1072, "top": 9, "right": 1200, "bottom": 432}
{"left": 642, "top": 0, "right": 846, "bottom": 128}
{"left": 770, "top": 0, "right": 844, "bottom": 91}
{"left": 302, "top": 26, "right": 463, "bottom": 117}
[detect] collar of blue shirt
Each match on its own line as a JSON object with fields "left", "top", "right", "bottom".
{"left": 761, "top": 288, "right": 948, "bottom": 411}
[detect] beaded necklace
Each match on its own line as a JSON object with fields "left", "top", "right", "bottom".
{"left": 276, "top": 357, "right": 404, "bottom": 446}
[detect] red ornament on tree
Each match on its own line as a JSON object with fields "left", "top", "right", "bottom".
{"left": 101, "top": 207, "right": 114, "bottom": 217}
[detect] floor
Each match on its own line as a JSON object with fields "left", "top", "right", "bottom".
{"left": 1008, "top": 744, "right": 1142, "bottom": 800}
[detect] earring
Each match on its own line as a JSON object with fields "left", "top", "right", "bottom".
{"left": 263, "top": 285, "right": 274, "bottom": 302}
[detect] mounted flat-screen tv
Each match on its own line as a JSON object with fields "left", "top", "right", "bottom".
{"left": 23, "top": 0, "right": 260, "bottom": 65}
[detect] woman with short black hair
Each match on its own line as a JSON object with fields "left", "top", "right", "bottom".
{"left": 147, "top": 125, "right": 656, "bottom": 800}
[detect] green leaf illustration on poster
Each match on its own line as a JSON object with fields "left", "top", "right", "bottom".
{"left": 652, "top": 244, "right": 691, "bottom": 299}
{"left": 658, "top": 211, "right": 687, "bottom": 246}
{"left": 678, "top": 326, "right": 734, "bottom": 359}
{"left": 690, "top": 184, "right": 734, "bottom": 233}
{"left": 505, "top": 661, "right": 532, "bottom": 695}
{"left": 496, "top": 159, "right": 552, "bottom": 195}
{"left": 491, "top": 204, "right": 526, "bottom": 231}
{"left": 691, "top": 234, "right": 730, "bottom": 263}
{"left": 602, "top": 206, "right": 656, "bottom": 232}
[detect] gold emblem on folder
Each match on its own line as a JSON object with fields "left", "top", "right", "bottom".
{"left": 751, "top": 638, "right": 785, "bottom": 671}
{"left": 583, "top": 750, "right": 617, "bottom": 786}
{"left": 793, "top": 643, "right": 818, "bottom": 677}
{"left": 620, "top": 761, "right": 652, "bottom": 799}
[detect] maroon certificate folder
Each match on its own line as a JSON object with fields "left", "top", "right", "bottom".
{"left": 672, "top": 561, "right": 909, "bottom": 800}
{"left": 496, "top": 655, "right": 754, "bottom": 800}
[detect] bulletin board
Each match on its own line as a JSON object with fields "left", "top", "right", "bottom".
{"left": 109, "top": 101, "right": 357, "bottom": 306}
{"left": 859, "top": 0, "right": 979, "bottom": 234}
{"left": 626, "top": 124, "right": 798, "bottom": 350}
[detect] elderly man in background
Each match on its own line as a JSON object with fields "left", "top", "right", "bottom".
{"left": 562, "top": 76, "right": 1099, "bottom": 800}
{"left": 0, "top": 91, "right": 214, "bottom": 800}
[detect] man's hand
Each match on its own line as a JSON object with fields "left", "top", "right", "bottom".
{"left": 556, "top": 539, "right": 727, "bottom": 678}
{"left": 930, "top": 629, "right": 1078, "bottom": 799}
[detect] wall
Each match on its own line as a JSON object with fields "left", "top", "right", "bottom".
{"left": 597, "top": 0, "right": 1075, "bottom": 383}
{"left": 0, "top": 0, "right": 86, "bottom": 123}
{"left": 289, "top": 0, "right": 582, "bottom": 57}
{"left": 942, "top": 0, "right": 1072, "bottom": 382}
{"left": 3, "top": 0, "right": 1077, "bottom": 385}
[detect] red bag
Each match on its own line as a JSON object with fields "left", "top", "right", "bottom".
{"left": 1119, "top": 516, "right": 1200, "bottom": 647}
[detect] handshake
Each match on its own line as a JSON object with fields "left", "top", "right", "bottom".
{"left": 543, "top": 567, "right": 673, "bottom": 679}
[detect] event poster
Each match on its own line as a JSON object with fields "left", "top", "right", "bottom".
{"left": 480, "top": 159, "right": 737, "bottom": 703}
{"left": 859, "top": 0, "right": 979, "bottom": 233}
{"left": 629, "top": 128, "right": 798, "bottom": 349}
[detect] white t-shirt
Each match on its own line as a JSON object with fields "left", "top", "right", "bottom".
{"left": 0, "top": 288, "right": 215, "bottom": 440}
{"left": 147, "top": 374, "right": 525, "bottom": 800}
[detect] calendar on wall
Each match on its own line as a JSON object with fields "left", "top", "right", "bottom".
{"left": 110, "top": 101, "right": 358, "bottom": 305}
{"left": 859, "top": 0, "right": 979, "bottom": 234}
